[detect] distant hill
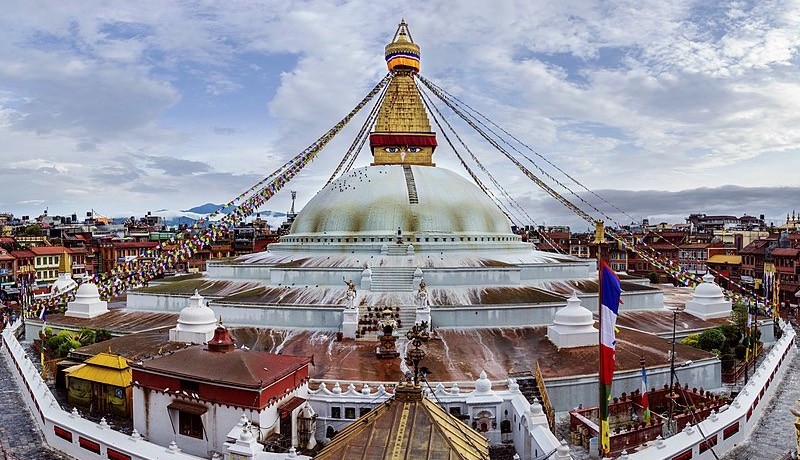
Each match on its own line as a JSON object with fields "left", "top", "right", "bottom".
{"left": 182, "top": 203, "right": 286, "bottom": 218}
{"left": 182, "top": 203, "right": 234, "bottom": 215}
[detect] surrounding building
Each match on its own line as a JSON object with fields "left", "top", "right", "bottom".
{"left": 131, "top": 323, "right": 313, "bottom": 457}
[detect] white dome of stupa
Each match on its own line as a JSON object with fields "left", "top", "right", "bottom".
{"left": 170, "top": 290, "right": 217, "bottom": 344}
{"left": 685, "top": 273, "right": 731, "bottom": 320}
{"left": 51, "top": 272, "right": 78, "bottom": 295}
{"left": 552, "top": 292, "right": 594, "bottom": 327}
{"left": 288, "top": 165, "right": 516, "bottom": 239}
{"left": 74, "top": 281, "right": 101, "bottom": 300}
{"left": 692, "top": 273, "right": 725, "bottom": 299}
{"left": 65, "top": 277, "right": 108, "bottom": 319}
{"left": 177, "top": 290, "right": 217, "bottom": 328}
{"left": 547, "top": 292, "right": 597, "bottom": 349}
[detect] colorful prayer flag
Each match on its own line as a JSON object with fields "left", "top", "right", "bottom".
{"left": 640, "top": 364, "right": 651, "bottom": 424}
{"left": 599, "top": 262, "right": 621, "bottom": 455}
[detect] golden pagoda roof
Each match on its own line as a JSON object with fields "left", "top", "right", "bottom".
{"left": 67, "top": 352, "right": 132, "bottom": 388}
{"left": 315, "top": 383, "right": 489, "bottom": 460}
{"left": 374, "top": 73, "right": 432, "bottom": 133}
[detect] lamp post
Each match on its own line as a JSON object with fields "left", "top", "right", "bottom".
{"left": 666, "top": 302, "right": 685, "bottom": 437}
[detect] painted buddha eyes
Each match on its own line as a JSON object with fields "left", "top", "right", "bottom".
{"left": 384, "top": 147, "right": 422, "bottom": 153}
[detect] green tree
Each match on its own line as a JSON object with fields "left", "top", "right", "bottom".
{"left": 716, "top": 324, "right": 742, "bottom": 349}
{"left": 18, "top": 224, "right": 43, "bottom": 237}
{"left": 697, "top": 328, "right": 726, "bottom": 352}
{"left": 681, "top": 333, "right": 700, "bottom": 348}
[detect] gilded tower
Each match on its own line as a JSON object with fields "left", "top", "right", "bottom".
{"left": 370, "top": 20, "right": 437, "bottom": 166}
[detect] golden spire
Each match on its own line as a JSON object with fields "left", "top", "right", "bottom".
{"left": 58, "top": 251, "right": 71, "bottom": 274}
{"left": 371, "top": 20, "right": 437, "bottom": 167}
{"left": 384, "top": 19, "right": 420, "bottom": 73}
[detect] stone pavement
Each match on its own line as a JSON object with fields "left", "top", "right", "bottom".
{"left": 723, "top": 342, "right": 800, "bottom": 459}
{"left": 0, "top": 350, "right": 71, "bottom": 460}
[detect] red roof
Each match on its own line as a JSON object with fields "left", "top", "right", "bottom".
{"left": 0, "top": 237, "right": 15, "bottom": 244}
{"left": 739, "top": 239, "right": 772, "bottom": 254}
{"left": 135, "top": 346, "right": 311, "bottom": 389}
{"left": 771, "top": 248, "right": 800, "bottom": 257}
{"left": 112, "top": 241, "right": 158, "bottom": 249}
{"left": 10, "top": 250, "right": 35, "bottom": 259}
{"left": 30, "top": 246, "right": 70, "bottom": 255}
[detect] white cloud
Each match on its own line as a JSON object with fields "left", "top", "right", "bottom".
{"left": 0, "top": 0, "right": 798, "bottom": 222}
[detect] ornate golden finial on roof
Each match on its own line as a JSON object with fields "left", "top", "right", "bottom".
{"left": 385, "top": 19, "right": 420, "bottom": 73}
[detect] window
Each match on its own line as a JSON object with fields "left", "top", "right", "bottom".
{"left": 331, "top": 406, "right": 341, "bottom": 419}
{"left": 345, "top": 407, "right": 356, "bottom": 419}
{"left": 359, "top": 407, "right": 371, "bottom": 417}
{"left": 179, "top": 411, "right": 204, "bottom": 439}
{"left": 449, "top": 406, "right": 461, "bottom": 416}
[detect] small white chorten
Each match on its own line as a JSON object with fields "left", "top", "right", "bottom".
{"left": 169, "top": 290, "right": 217, "bottom": 343}
{"left": 684, "top": 273, "right": 732, "bottom": 320}
{"left": 547, "top": 292, "right": 596, "bottom": 348}
{"left": 65, "top": 279, "right": 108, "bottom": 319}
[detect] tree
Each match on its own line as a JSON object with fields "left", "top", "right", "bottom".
{"left": 716, "top": 324, "right": 742, "bottom": 349}
{"left": 697, "top": 328, "right": 726, "bottom": 352}
{"left": 731, "top": 302, "right": 748, "bottom": 330}
{"left": 18, "top": 224, "right": 43, "bottom": 237}
{"left": 648, "top": 272, "right": 660, "bottom": 284}
{"left": 681, "top": 334, "right": 700, "bottom": 348}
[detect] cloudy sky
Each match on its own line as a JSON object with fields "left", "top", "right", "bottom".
{"left": 1, "top": 0, "right": 799, "bottom": 229}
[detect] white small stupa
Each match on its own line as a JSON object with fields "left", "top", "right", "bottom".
{"left": 684, "top": 273, "right": 732, "bottom": 320}
{"left": 547, "top": 292, "right": 596, "bottom": 348}
{"left": 51, "top": 252, "right": 78, "bottom": 296}
{"left": 65, "top": 277, "right": 109, "bottom": 319}
{"left": 169, "top": 290, "right": 217, "bottom": 344}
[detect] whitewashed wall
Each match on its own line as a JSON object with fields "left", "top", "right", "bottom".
{"left": 625, "top": 321, "right": 797, "bottom": 460}
{"left": 1, "top": 319, "right": 201, "bottom": 460}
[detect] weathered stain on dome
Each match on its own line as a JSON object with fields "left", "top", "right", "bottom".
{"left": 289, "top": 165, "right": 512, "bottom": 237}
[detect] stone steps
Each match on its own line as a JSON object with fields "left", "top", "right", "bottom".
{"left": 370, "top": 266, "right": 417, "bottom": 292}
{"left": 402, "top": 165, "right": 419, "bottom": 204}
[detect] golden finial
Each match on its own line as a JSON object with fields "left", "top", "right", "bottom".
{"left": 385, "top": 20, "right": 420, "bottom": 73}
{"left": 594, "top": 221, "right": 605, "bottom": 244}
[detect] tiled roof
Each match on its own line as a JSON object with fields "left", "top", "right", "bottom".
{"left": 315, "top": 384, "right": 488, "bottom": 460}
{"left": 771, "top": 248, "right": 800, "bottom": 257}
{"left": 134, "top": 346, "right": 311, "bottom": 389}
{"left": 111, "top": 241, "right": 158, "bottom": 249}
{"left": 30, "top": 246, "right": 70, "bottom": 255}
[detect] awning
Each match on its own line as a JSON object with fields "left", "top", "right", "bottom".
{"left": 168, "top": 400, "right": 208, "bottom": 416}
{"left": 279, "top": 396, "right": 306, "bottom": 418}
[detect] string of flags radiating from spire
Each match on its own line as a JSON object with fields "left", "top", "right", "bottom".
{"left": 416, "top": 73, "right": 768, "bottom": 308}
{"left": 29, "top": 73, "right": 392, "bottom": 315}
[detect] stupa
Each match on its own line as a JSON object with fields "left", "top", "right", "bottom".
{"left": 129, "top": 22, "right": 665, "bottom": 333}
{"left": 64, "top": 277, "right": 108, "bottom": 319}
{"left": 684, "top": 273, "right": 732, "bottom": 320}
{"left": 51, "top": 252, "right": 77, "bottom": 296}
{"left": 125, "top": 21, "right": 717, "bottom": 402}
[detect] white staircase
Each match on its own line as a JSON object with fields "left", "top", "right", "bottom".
{"left": 370, "top": 266, "right": 417, "bottom": 292}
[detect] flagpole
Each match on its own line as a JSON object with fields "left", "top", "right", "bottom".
{"left": 595, "top": 220, "right": 605, "bottom": 458}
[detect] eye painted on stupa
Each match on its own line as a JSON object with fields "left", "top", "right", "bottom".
{"left": 385, "top": 147, "right": 400, "bottom": 153}
{"left": 407, "top": 147, "right": 422, "bottom": 153}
